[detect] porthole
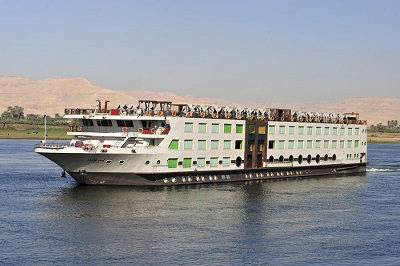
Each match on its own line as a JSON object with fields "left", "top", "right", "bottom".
{"left": 298, "top": 155, "right": 303, "bottom": 164}
{"left": 289, "top": 155, "right": 294, "bottom": 162}
{"left": 333, "top": 154, "right": 337, "bottom": 160}
{"left": 106, "top": 160, "right": 112, "bottom": 165}
{"left": 145, "top": 160, "right": 150, "bottom": 165}
{"left": 307, "top": 154, "right": 312, "bottom": 164}
{"left": 157, "top": 160, "right": 161, "bottom": 164}
{"left": 279, "top": 155, "right": 284, "bottom": 162}
{"left": 316, "top": 154, "right": 320, "bottom": 163}
{"left": 235, "top": 156, "right": 242, "bottom": 167}
{"left": 119, "top": 160, "right": 125, "bottom": 165}
{"left": 324, "top": 154, "right": 328, "bottom": 161}
{"left": 269, "top": 156, "right": 274, "bottom": 162}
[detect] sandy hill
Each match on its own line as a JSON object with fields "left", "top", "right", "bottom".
{"left": 1, "top": 75, "right": 399, "bottom": 126}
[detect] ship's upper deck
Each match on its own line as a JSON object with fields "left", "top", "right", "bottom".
{"left": 64, "top": 100, "right": 367, "bottom": 125}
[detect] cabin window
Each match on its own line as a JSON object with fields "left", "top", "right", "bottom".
{"left": 279, "top": 126, "right": 285, "bottom": 134}
{"left": 198, "top": 140, "right": 206, "bottom": 150}
{"left": 288, "top": 140, "right": 294, "bottom": 149}
{"left": 268, "top": 125, "right": 275, "bottom": 134}
{"left": 116, "top": 120, "right": 134, "bottom": 127}
{"left": 183, "top": 158, "right": 192, "bottom": 168}
{"left": 348, "top": 128, "right": 353, "bottom": 135}
{"left": 184, "top": 122, "right": 194, "bottom": 133}
{"left": 224, "top": 124, "right": 232, "bottom": 133}
{"left": 298, "top": 126, "right": 304, "bottom": 134}
{"left": 223, "top": 140, "right": 231, "bottom": 149}
{"left": 198, "top": 123, "right": 207, "bottom": 133}
{"left": 197, "top": 158, "right": 206, "bottom": 167}
{"left": 211, "top": 123, "right": 219, "bottom": 133}
{"left": 316, "top": 127, "right": 321, "bottom": 135}
{"left": 324, "top": 127, "right": 330, "bottom": 135}
{"left": 307, "top": 126, "right": 313, "bottom": 135}
{"left": 355, "top": 128, "right": 360, "bottom": 135}
{"left": 332, "top": 140, "right": 338, "bottom": 148}
{"left": 235, "top": 140, "right": 243, "bottom": 149}
{"left": 167, "top": 158, "right": 178, "bottom": 168}
{"left": 340, "top": 140, "right": 345, "bottom": 148}
{"left": 297, "top": 140, "right": 304, "bottom": 149}
{"left": 211, "top": 140, "right": 219, "bottom": 149}
{"left": 307, "top": 140, "right": 313, "bottom": 149}
{"left": 278, "top": 140, "right": 284, "bottom": 149}
{"left": 332, "top": 127, "right": 338, "bottom": 135}
{"left": 324, "top": 140, "right": 329, "bottom": 148}
{"left": 168, "top": 140, "right": 179, "bottom": 150}
{"left": 347, "top": 140, "right": 352, "bottom": 148}
{"left": 222, "top": 157, "right": 230, "bottom": 167}
{"left": 268, "top": 140, "right": 275, "bottom": 149}
{"left": 184, "top": 140, "right": 193, "bottom": 149}
{"left": 355, "top": 140, "right": 360, "bottom": 148}
{"left": 236, "top": 124, "right": 243, "bottom": 133}
{"left": 210, "top": 157, "right": 219, "bottom": 167}
{"left": 289, "top": 126, "right": 295, "bottom": 134}
{"left": 340, "top": 128, "right": 345, "bottom": 135}
{"left": 97, "top": 120, "right": 112, "bottom": 127}
{"left": 316, "top": 140, "right": 321, "bottom": 148}
{"left": 82, "top": 119, "right": 94, "bottom": 126}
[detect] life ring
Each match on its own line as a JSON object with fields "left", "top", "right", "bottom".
{"left": 138, "top": 128, "right": 143, "bottom": 134}
{"left": 270, "top": 116, "right": 275, "bottom": 121}
{"left": 172, "top": 111, "right": 177, "bottom": 117}
{"left": 349, "top": 120, "right": 353, "bottom": 124}
{"left": 200, "top": 112, "right": 205, "bottom": 118}
{"left": 77, "top": 126, "right": 82, "bottom": 132}
{"left": 259, "top": 116, "right": 264, "bottom": 121}
{"left": 213, "top": 113, "right": 218, "bottom": 118}
{"left": 237, "top": 114, "right": 242, "bottom": 119}
{"left": 145, "top": 110, "right": 151, "bottom": 116}
{"left": 158, "top": 110, "right": 163, "bottom": 116}
{"left": 151, "top": 128, "right": 156, "bottom": 134}
{"left": 280, "top": 117, "right": 285, "bottom": 121}
{"left": 186, "top": 112, "right": 192, "bottom": 117}
{"left": 299, "top": 117, "right": 304, "bottom": 122}
{"left": 68, "top": 126, "right": 73, "bottom": 131}
{"left": 249, "top": 115, "right": 254, "bottom": 120}
{"left": 122, "top": 127, "right": 128, "bottom": 132}
{"left": 225, "top": 113, "right": 231, "bottom": 119}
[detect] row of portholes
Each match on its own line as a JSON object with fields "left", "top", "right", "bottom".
{"left": 269, "top": 154, "right": 337, "bottom": 164}
{"left": 163, "top": 174, "right": 231, "bottom": 184}
{"left": 106, "top": 160, "right": 126, "bottom": 165}
{"left": 244, "top": 170, "right": 310, "bottom": 179}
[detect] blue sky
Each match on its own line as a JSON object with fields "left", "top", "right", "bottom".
{"left": 1, "top": 0, "right": 399, "bottom": 103}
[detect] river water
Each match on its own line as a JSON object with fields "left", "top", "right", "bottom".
{"left": 1, "top": 139, "right": 400, "bottom": 265}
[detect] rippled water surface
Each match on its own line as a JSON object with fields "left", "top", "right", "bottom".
{"left": 1, "top": 140, "right": 400, "bottom": 265}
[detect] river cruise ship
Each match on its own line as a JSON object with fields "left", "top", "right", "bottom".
{"left": 35, "top": 100, "right": 367, "bottom": 185}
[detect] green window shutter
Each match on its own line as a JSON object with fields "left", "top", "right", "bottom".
{"left": 236, "top": 124, "right": 243, "bottom": 133}
{"left": 355, "top": 140, "right": 359, "bottom": 148}
{"left": 183, "top": 158, "right": 192, "bottom": 168}
{"left": 167, "top": 158, "right": 178, "bottom": 168}
{"left": 168, "top": 140, "right": 179, "bottom": 150}
{"left": 224, "top": 124, "right": 232, "bottom": 133}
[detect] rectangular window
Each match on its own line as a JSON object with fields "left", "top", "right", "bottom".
{"left": 340, "top": 140, "right": 345, "bottom": 148}
{"left": 198, "top": 140, "right": 206, "bottom": 150}
{"left": 97, "top": 120, "right": 112, "bottom": 127}
{"left": 307, "top": 126, "right": 313, "bottom": 135}
{"left": 211, "top": 140, "right": 219, "bottom": 149}
{"left": 355, "top": 140, "right": 360, "bottom": 148}
{"left": 355, "top": 128, "right": 360, "bottom": 135}
{"left": 298, "top": 126, "right": 304, "bottom": 134}
{"left": 197, "top": 158, "right": 205, "bottom": 167}
{"left": 288, "top": 140, "right": 294, "bottom": 149}
{"left": 348, "top": 128, "right": 353, "bottom": 135}
{"left": 307, "top": 140, "right": 313, "bottom": 148}
{"left": 223, "top": 140, "right": 231, "bottom": 149}
{"left": 332, "top": 140, "right": 337, "bottom": 148}
{"left": 340, "top": 128, "right": 345, "bottom": 135}
{"left": 269, "top": 140, "right": 275, "bottom": 149}
{"left": 278, "top": 140, "right": 285, "bottom": 149}
{"left": 168, "top": 140, "right": 179, "bottom": 150}
{"left": 211, "top": 123, "right": 219, "bottom": 133}
{"left": 347, "top": 140, "right": 352, "bottom": 148}
{"left": 184, "top": 140, "right": 193, "bottom": 149}
{"left": 183, "top": 158, "right": 192, "bottom": 168}
{"left": 116, "top": 120, "right": 133, "bottom": 127}
{"left": 235, "top": 140, "right": 243, "bottom": 149}
{"left": 289, "top": 126, "right": 295, "bottom": 134}
{"left": 316, "top": 127, "right": 321, "bottom": 135}
{"left": 269, "top": 125, "right": 276, "bottom": 134}
{"left": 279, "top": 126, "right": 285, "bottom": 134}
{"left": 198, "top": 123, "right": 207, "bottom": 133}
{"left": 332, "top": 127, "right": 338, "bottom": 135}
{"left": 184, "top": 122, "right": 193, "bottom": 132}
{"left": 222, "top": 157, "right": 230, "bottom": 167}
{"left": 210, "top": 157, "right": 218, "bottom": 167}
{"left": 167, "top": 158, "right": 178, "bottom": 168}
{"left": 324, "top": 140, "right": 329, "bottom": 148}
{"left": 316, "top": 140, "right": 321, "bottom": 148}
{"left": 297, "top": 140, "right": 304, "bottom": 149}
{"left": 324, "top": 127, "right": 329, "bottom": 135}
{"left": 224, "top": 124, "right": 232, "bottom": 133}
{"left": 236, "top": 124, "right": 243, "bottom": 133}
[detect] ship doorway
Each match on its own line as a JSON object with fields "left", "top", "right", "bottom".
{"left": 245, "top": 121, "right": 267, "bottom": 169}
